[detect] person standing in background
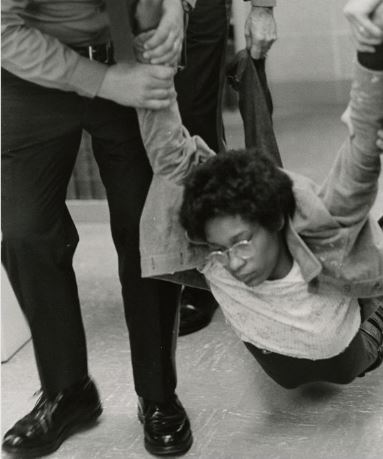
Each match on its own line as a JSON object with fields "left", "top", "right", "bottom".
{"left": 1, "top": 1, "right": 192, "bottom": 457}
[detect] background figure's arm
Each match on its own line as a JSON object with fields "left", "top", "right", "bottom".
{"left": 1, "top": 0, "right": 107, "bottom": 97}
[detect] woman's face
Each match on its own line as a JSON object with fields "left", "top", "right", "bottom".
{"left": 204, "top": 214, "right": 291, "bottom": 286}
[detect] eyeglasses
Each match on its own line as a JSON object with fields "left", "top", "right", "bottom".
{"left": 185, "top": 232, "right": 255, "bottom": 268}
{"left": 207, "top": 239, "right": 255, "bottom": 267}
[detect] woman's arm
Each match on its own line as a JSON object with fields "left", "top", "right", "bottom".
{"left": 134, "top": 0, "right": 215, "bottom": 184}
{"left": 137, "top": 103, "right": 215, "bottom": 184}
{"left": 319, "top": 4, "right": 383, "bottom": 226}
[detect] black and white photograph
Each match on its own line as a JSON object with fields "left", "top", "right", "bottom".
{"left": 1, "top": 0, "right": 383, "bottom": 458}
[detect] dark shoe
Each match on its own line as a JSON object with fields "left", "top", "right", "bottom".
{"left": 138, "top": 395, "right": 192, "bottom": 456}
{"left": 2, "top": 377, "right": 102, "bottom": 458}
{"left": 360, "top": 304, "right": 383, "bottom": 375}
{"left": 179, "top": 287, "right": 218, "bottom": 336}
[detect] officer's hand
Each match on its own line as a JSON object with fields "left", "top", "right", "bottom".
{"left": 344, "top": 0, "right": 383, "bottom": 52}
{"left": 140, "top": 0, "right": 184, "bottom": 66}
{"left": 244, "top": 6, "right": 277, "bottom": 60}
{"left": 134, "top": 30, "right": 156, "bottom": 64}
{"left": 135, "top": 0, "right": 162, "bottom": 32}
{"left": 98, "top": 62, "right": 176, "bottom": 110}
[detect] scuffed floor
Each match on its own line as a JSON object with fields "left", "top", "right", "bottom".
{"left": 2, "top": 106, "right": 383, "bottom": 458}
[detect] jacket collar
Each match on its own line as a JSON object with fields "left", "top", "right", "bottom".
{"left": 285, "top": 219, "right": 322, "bottom": 283}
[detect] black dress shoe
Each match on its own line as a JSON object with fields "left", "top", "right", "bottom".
{"left": 179, "top": 287, "right": 218, "bottom": 336}
{"left": 138, "top": 395, "right": 192, "bottom": 456}
{"left": 2, "top": 377, "right": 102, "bottom": 457}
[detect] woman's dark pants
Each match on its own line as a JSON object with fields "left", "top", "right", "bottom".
{"left": 244, "top": 326, "right": 380, "bottom": 389}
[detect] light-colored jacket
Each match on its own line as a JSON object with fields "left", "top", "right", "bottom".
{"left": 136, "top": 61, "right": 383, "bottom": 301}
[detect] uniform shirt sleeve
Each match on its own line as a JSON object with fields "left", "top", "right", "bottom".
{"left": 1, "top": 0, "right": 108, "bottom": 97}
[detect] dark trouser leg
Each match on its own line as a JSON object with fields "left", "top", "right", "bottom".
{"left": 88, "top": 98, "right": 181, "bottom": 402}
{"left": 243, "top": 328, "right": 379, "bottom": 389}
{"left": 175, "top": 0, "right": 229, "bottom": 152}
{"left": 175, "top": 0, "right": 230, "bottom": 333}
{"left": 1, "top": 71, "right": 87, "bottom": 396}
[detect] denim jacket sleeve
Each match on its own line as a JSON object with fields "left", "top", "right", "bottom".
{"left": 136, "top": 99, "right": 215, "bottom": 279}
{"left": 318, "top": 62, "right": 383, "bottom": 227}
{"left": 136, "top": 102, "right": 215, "bottom": 185}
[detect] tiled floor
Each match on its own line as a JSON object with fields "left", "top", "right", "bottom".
{"left": 2, "top": 106, "right": 383, "bottom": 459}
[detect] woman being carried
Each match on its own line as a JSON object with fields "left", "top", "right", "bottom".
{"left": 135, "top": 0, "right": 383, "bottom": 388}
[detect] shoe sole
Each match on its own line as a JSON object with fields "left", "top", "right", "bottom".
{"left": 2, "top": 404, "right": 103, "bottom": 458}
{"left": 138, "top": 411, "right": 193, "bottom": 456}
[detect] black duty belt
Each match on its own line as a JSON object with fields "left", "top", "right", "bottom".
{"left": 70, "top": 41, "right": 114, "bottom": 65}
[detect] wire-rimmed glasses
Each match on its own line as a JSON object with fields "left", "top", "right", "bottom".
{"left": 185, "top": 232, "right": 255, "bottom": 268}
{"left": 207, "top": 239, "right": 255, "bottom": 267}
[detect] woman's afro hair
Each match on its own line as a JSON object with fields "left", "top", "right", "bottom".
{"left": 179, "top": 148, "right": 295, "bottom": 241}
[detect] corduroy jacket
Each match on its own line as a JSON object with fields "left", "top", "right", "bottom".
{"left": 136, "top": 53, "right": 383, "bottom": 303}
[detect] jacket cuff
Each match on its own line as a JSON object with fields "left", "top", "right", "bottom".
{"left": 68, "top": 56, "right": 108, "bottom": 98}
